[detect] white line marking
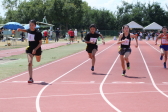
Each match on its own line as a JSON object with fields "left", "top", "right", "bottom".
{"left": 36, "top": 42, "right": 117, "bottom": 112}
{"left": 99, "top": 55, "right": 121, "bottom": 112}
{"left": 2, "top": 91, "right": 168, "bottom": 100}
{"left": 145, "top": 41, "right": 160, "bottom": 52}
{"left": 61, "top": 81, "right": 95, "bottom": 84}
{"left": 0, "top": 41, "right": 113, "bottom": 84}
{"left": 112, "top": 82, "right": 145, "bottom": 84}
{"left": 138, "top": 46, "right": 168, "bottom": 98}
{"left": 163, "top": 82, "right": 168, "bottom": 84}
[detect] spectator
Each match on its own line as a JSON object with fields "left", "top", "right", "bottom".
{"left": 55, "top": 28, "right": 60, "bottom": 42}
{"left": 74, "top": 29, "right": 78, "bottom": 41}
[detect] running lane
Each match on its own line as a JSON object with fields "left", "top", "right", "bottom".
{"left": 0, "top": 40, "right": 116, "bottom": 112}
{"left": 36, "top": 42, "right": 119, "bottom": 112}
{"left": 102, "top": 41, "right": 168, "bottom": 112}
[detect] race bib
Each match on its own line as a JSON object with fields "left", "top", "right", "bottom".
{"left": 90, "top": 38, "right": 97, "bottom": 43}
{"left": 28, "top": 33, "right": 35, "bottom": 41}
{"left": 122, "top": 39, "right": 130, "bottom": 45}
{"left": 162, "top": 38, "right": 168, "bottom": 44}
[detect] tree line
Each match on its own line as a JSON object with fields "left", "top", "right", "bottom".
{"left": 1, "top": 0, "right": 168, "bottom": 30}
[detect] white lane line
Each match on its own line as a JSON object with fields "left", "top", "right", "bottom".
{"left": 163, "top": 82, "right": 168, "bottom": 84}
{"left": 36, "top": 42, "right": 117, "bottom": 112}
{"left": 61, "top": 81, "right": 95, "bottom": 84}
{"left": 145, "top": 41, "right": 160, "bottom": 52}
{"left": 0, "top": 41, "right": 113, "bottom": 84}
{"left": 2, "top": 91, "right": 168, "bottom": 100}
{"left": 112, "top": 82, "right": 145, "bottom": 84}
{"left": 99, "top": 55, "right": 121, "bottom": 112}
{"left": 138, "top": 46, "right": 168, "bottom": 98}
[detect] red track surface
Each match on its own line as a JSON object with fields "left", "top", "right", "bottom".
{"left": 0, "top": 40, "right": 168, "bottom": 112}
{"left": 0, "top": 42, "right": 67, "bottom": 58}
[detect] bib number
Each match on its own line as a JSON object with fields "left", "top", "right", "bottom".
{"left": 90, "top": 38, "right": 97, "bottom": 43}
{"left": 162, "top": 38, "right": 168, "bottom": 44}
{"left": 28, "top": 33, "right": 35, "bottom": 41}
{"left": 122, "top": 39, "right": 129, "bottom": 45}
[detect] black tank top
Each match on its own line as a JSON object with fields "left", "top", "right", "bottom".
{"left": 121, "top": 33, "right": 131, "bottom": 48}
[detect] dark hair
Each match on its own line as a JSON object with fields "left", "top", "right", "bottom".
{"left": 29, "top": 19, "right": 36, "bottom": 26}
{"left": 162, "top": 26, "right": 168, "bottom": 30}
{"left": 122, "top": 25, "right": 130, "bottom": 29}
{"left": 122, "top": 24, "right": 130, "bottom": 32}
{"left": 89, "top": 24, "right": 97, "bottom": 29}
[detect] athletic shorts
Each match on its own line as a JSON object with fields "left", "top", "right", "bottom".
{"left": 160, "top": 45, "right": 168, "bottom": 51}
{"left": 119, "top": 48, "right": 131, "bottom": 55}
{"left": 70, "top": 36, "right": 74, "bottom": 38}
{"left": 86, "top": 45, "right": 98, "bottom": 53}
{"left": 26, "top": 47, "right": 42, "bottom": 56}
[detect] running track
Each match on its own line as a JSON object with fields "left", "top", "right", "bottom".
{"left": 0, "top": 40, "right": 168, "bottom": 112}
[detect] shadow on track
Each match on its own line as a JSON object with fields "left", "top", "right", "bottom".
{"left": 30, "top": 82, "right": 52, "bottom": 85}
{"left": 92, "top": 72, "right": 107, "bottom": 75}
{"left": 124, "top": 75, "right": 146, "bottom": 79}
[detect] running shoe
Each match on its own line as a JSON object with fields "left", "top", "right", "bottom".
{"left": 164, "top": 62, "right": 166, "bottom": 68}
{"left": 28, "top": 78, "right": 34, "bottom": 83}
{"left": 91, "top": 66, "right": 94, "bottom": 71}
{"left": 122, "top": 70, "right": 126, "bottom": 76}
{"left": 127, "top": 62, "right": 130, "bottom": 70}
{"left": 160, "top": 55, "right": 163, "bottom": 60}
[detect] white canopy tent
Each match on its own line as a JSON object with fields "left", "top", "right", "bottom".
{"left": 143, "top": 22, "right": 162, "bottom": 30}
{"left": 127, "top": 21, "right": 143, "bottom": 29}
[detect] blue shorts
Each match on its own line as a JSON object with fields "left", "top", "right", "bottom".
{"left": 160, "top": 45, "right": 168, "bottom": 51}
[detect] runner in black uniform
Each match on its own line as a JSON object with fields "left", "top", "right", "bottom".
{"left": 84, "top": 24, "right": 105, "bottom": 71}
{"left": 17, "top": 20, "right": 42, "bottom": 83}
{"left": 117, "top": 25, "right": 138, "bottom": 76}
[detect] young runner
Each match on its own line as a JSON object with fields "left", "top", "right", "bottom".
{"left": 155, "top": 26, "right": 168, "bottom": 68}
{"left": 84, "top": 24, "right": 105, "bottom": 71}
{"left": 117, "top": 25, "right": 138, "bottom": 76}
{"left": 17, "top": 20, "right": 42, "bottom": 83}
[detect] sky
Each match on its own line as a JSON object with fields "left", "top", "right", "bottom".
{"left": 0, "top": 0, "right": 167, "bottom": 17}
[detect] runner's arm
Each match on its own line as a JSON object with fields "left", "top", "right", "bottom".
{"left": 155, "top": 34, "right": 161, "bottom": 45}
{"left": 17, "top": 28, "right": 27, "bottom": 32}
{"left": 130, "top": 34, "right": 138, "bottom": 47}
{"left": 117, "top": 34, "right": 124, "bottom": 44}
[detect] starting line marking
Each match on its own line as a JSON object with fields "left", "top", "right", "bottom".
{"left": 112, "top": 82, "right": 145, "bottom": 84}
{"left": 61, "top": 81, "right": 95, "bottom": 84}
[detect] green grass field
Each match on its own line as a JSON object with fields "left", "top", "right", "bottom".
{"left": 0, "top": 37, "right": 113, "bottom": 80}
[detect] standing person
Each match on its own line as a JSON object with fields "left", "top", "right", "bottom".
{"left": 17, "top": 20, "right": 42, "bottom": 83}
{"left": 117, "top": 25, "right": 138, "bottom": 76}
{"left": 152, "top": 32, "right": 155, "bottom": 40}
{"left": 43, "top": 30, "right": 48, "bottom": 43}
{"left": 55, "top": 28, "right": 60, "bottom": 42}
{"left": 20, "top": 32, "right": 25, "bottom": 42}
{"left": 84, "top": 24, "right": 105, "bottom": 71}
{"left": 155, "top": 26, "right": 168, "bottom": 68}
{"left": 81, "top": 29, "right": 84, "bottom": 41}
{"left": 69, "top": 29, "right": 74, "bottom": 44}
{"left": 74, "top": 29, "right": 78, "bottom": 41}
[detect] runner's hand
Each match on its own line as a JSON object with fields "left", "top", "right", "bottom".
{"left": 32, "top": 49, "right": 36, "bottom": 54}
{"left": 102, "top": 41, "right": 105, "bottom": 45}
{"left": 17, "top": 28, "right": 21, "bottom": 31}
{"left": 155, "top": 43, "right": 157, "bottom": 45}
{"left": 90, "top": 41, "right": 95, "bottom": 44}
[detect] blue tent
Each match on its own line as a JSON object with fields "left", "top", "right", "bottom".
{"left": 3, "top": 22, "right": 24, "bottom": 30}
